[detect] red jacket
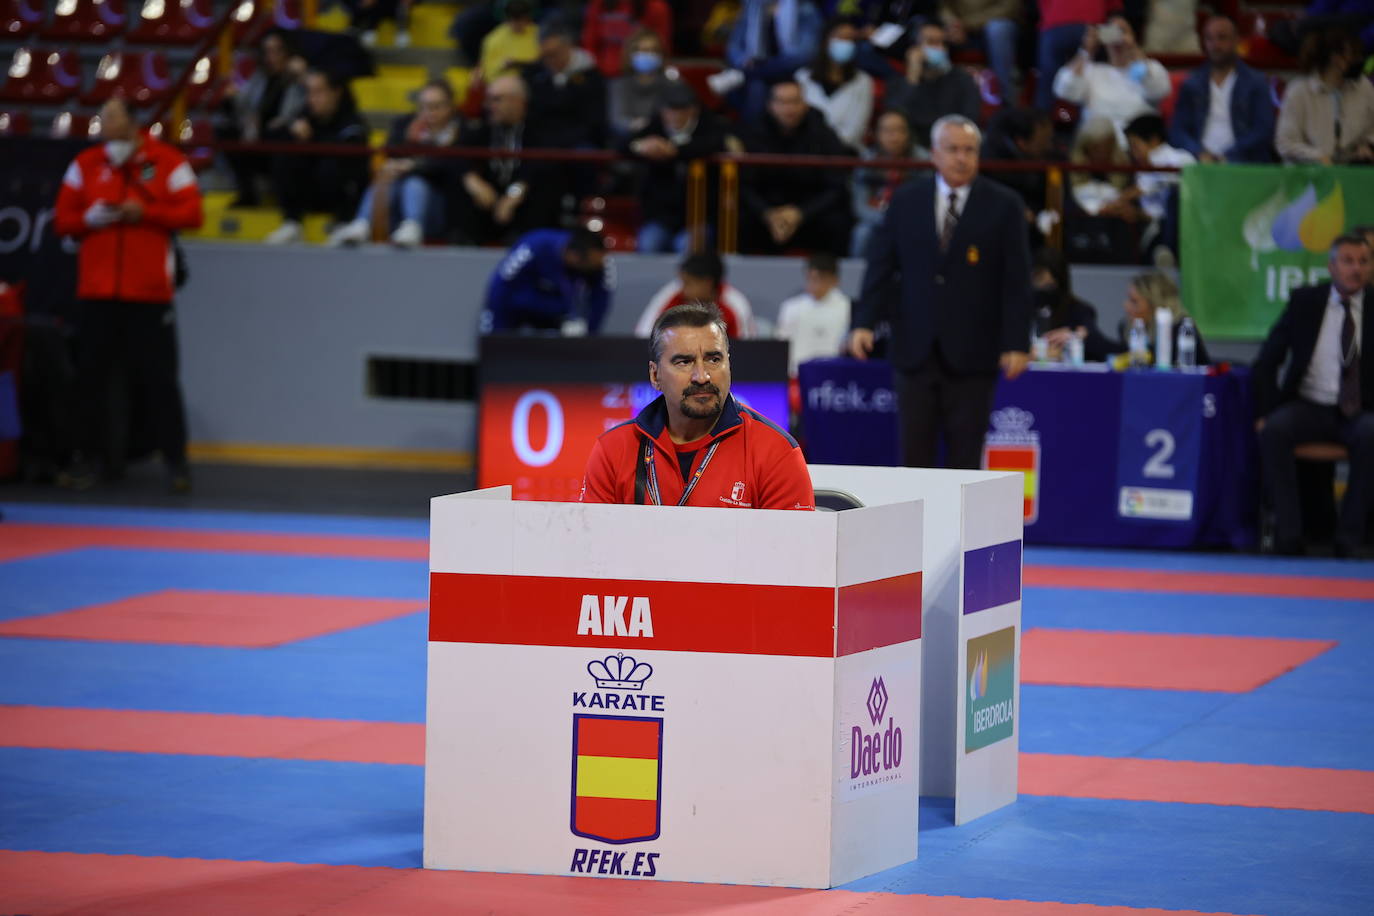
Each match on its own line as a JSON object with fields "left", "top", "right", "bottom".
{"left": 581, "top": 0, "right": 673, "bottom": 77}
{"left": 581, "top": 393, "right": 814, "bottom": 510}
{"left": 54, "top": 135, "right": 203, "bottom": 304}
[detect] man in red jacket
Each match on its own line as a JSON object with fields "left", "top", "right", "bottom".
{"left": 54, "top": 97, "right": 204, "bottom": 490}
{"left": 581, "top": 302, "right": 814, "bottom": 509}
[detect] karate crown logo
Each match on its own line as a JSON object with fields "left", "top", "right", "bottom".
{"left": 587, "top": 654, "right": 654, "bottom": 691}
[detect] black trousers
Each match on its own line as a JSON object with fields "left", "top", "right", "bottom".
{"left": 75, "top": 300, "right": 188, "bottom": 472}
{"left": 271, "top": 152, "right": 366, "bottom": 223}
{"left": 1259, "top": 399, "right": 1374, "bottom": 548}
{"left": 894, "top": 351, "right": 999, "bottom": 470}
{"left": 739, "top": 206, "right": 852, "bottom": 258}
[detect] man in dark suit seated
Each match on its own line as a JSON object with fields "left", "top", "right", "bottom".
{"left": 849, "top": 113, "right": 1032, "bottom": 469}
{"left": 1254, "top": 234, "right": 1374, "bottom": 557}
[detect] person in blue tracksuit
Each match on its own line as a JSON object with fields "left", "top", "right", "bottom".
{"left": 480, "top": 227, "right": 614, "bottom": 334}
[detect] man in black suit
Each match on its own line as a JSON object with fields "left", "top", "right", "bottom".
{"left": 1254, "top": 234, "right": 1373, "bottom": 557}
{"left": 849, "top": 113, "right": 1032, "bottom": 469}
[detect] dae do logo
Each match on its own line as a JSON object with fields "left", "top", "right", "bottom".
{"left": 851, "top": 676, "right": 903, "bottom": 782}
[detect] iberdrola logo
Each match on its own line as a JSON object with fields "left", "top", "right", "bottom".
{"left": 1243, "top": 181, "right": 1345, "bottom": 266}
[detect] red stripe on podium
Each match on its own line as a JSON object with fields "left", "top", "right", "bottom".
{"left": 429, "top": 573, "right": 839, "bottom": 657}
{"left": 572, "top": 796, "right": 660, "bottom": 842}
{"left": 836, "top": 573, "right": 922, "bottom": 656}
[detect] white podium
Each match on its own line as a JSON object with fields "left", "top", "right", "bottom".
{"left": 810, "top": 466, "right": 1025, "bottom": 825}
{"left": 424, "top": 485, "right": 923, "bottom": 888}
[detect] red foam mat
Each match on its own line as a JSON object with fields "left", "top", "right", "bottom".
{"left": 0, "top": 705, "right": 426, "bottom": 764}
{"left": 1021, "top": 629, "right": 1336, "bottom": 692}
{"left": 0, "top": 522, "right": 427, "bottom": 564}
{"left": 1022, "top": 754, "right": 1374, "bottom": 814}
{"left": 0, "top": 589, "right": 423, "bottom": 647}
{"left": 0, "top": 851, "right": 1263, "bottom": 916}
{"left": 1025, "top": 565, "right": 1374, "bottom": 601}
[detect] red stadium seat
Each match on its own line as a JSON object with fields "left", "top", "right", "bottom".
{"left": 51, "top": 110, "right": 100, "bottom": 138}
{"left": 0, "top": 47, "right": 84, "bottom": 103}
{"left": 2, "top": 0, "right": 45, "bottom": 39}
{"left": 80, "top": 50, "right": 173, "bottom": 107}
{"left": 175, "top": 116, "right": 216, "bottom": 170}
{"left": 0, "top": 109, "right": 32, "bottom": 135}
{"left": 183, "top": 54, "right": 235, "bottom": 110}
{"left": 128, "top": 0, "right": 217, "bottom": 44}
{"left": 42, "top": 0, "right": 127, "bottom": 41}
{"left": 1158, "top": 69, "right": 1189, "bottom": 123}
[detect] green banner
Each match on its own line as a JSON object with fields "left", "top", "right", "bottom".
{"left": 1180, "top": 165, "right": 1374, "bottom": 340}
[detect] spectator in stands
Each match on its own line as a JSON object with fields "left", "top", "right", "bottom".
{"left": 1169, "top": 15, "right": 1276, "bottom": 163}
{"left": 852, "top": 109, "right": 916, "bottom": 257}
{"left": 452, "top": 0, "right": 501, "bottom": 67}
{"left": 633, "top": 251, "right": 758, "bottom": 339}
{"left": 53, "top": 97, "right": 203, "bottom": 491}
{"left": 738, "top": 79, "right": 854, "bottom": 257}
{"left": 524, "top": 20, "right": 610, "bottom": 147}
{"left": 1143, "top": 0, "right": 1201, "bottom": 54}
{"left": 481, "top": 227, "right": 614, "bottom": 334}
{"left": 885, "top": 21, "right": 981, "bottom": 155}
{"left": 1030, "top": 248, "right": 1115, "bottom": 362}
{"left": 775, "top": 252, "right": 852, "bottom": 375}
{"left": 448, "top": 73, "right": 562, "bottom": 246}
{"left": 478, "top": 0, "right": 541, "bottom": 79}
{"left": 797, "top": 17, "right": 875, "bottom": 150}
{"left": 1122, "top": 113, "right": 1192, "bottom": 264}
{"left": 702, "top": 0, "right": 744, "bottom": 56}
{"left": 328, "top": 80, "right": 462, "bottom": 249}
{"left": 1254, "top": 233, "right": 1373, "bottom": 557}
{"left": 1053, "top": 15, "right": 1170, "bottom": 132}
{"left": 343, "top": 0, "right": 413, "bottom": 48}
{"left": 622, "top": 81, "right": 732, "bottom": 254}
{"left": 582, "top": 0, "right": 673, "bottom": 78}
{"left": 1036, "top": 0, "right": 1113, "bottom": 110}
{"left": 1116, "top": 271, "right": 1210, "bottom": 364}
{"left": 224, "top": 30, "right": 305, "bottom": 207}
{"left": 1064, "top": 116, "right": 1138, "bottom": 262}
{"left": 941, "top": 0, "right": 1022, "bottom": 104}
{"left": 982, "top": 106, "right": 1057, "bottom": 245}
{"left": 1272, "top": 1, "right": 1374, "bottom": 58}
{"left": 725, "top": 0, "right": 824, "bottom": 120}
{"left": 609, "top": 28, "right": 672, "bottom": 139}
{"left": 1276, "top": 28, "right": 1374, "bottom": 164}
{"left": 265, "top": 70, "right": 369, "bottom": 245}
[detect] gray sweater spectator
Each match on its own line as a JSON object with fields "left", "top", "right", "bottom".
{"left": 884, "top": 21, "right": 981, "bottom": 154}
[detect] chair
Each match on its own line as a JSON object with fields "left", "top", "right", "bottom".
{"left": 51, "top": 110, "right": 99, "bottom": 138}
{"left": 175, "top": 116, "right": 216, "bottom": 170}
{"left": 0, "top": 48, "right": 84, "bottom": 103}
{"left": 2, "top": 0, "right": 45, "bottom": 39}
{"left": 80, "top": 50, "right": 172, "bottom": 107}
{"left": 42, "top": 0, "right": 127, "bottom": 41}
{"left": 1294, "top": 442, "right": 1350, "bottom": 545}
{"left": 0, "top": 109, "right": 31, "bottom": 135}
{"left": 128, "top": 0, "right": 216, "bottom": 44}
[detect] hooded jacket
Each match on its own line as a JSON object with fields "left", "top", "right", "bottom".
{"left": 581, "top": 393, "right": 814, "bottom": 510}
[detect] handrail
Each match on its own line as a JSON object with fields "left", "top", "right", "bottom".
{"left": 145, "top": 2, "right": 245, "bottom": 128}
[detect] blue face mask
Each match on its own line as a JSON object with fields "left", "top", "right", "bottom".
{"left": 922, "top": 45, "right": 949, "bottom": 71}
{"left": 828, "top": 38, "right": 856, "bottom": 64}
{"left": 1127, "top": 60, "right": 1148, "bottom": 82}
{"left": 630, "top": 51, "right": 662, "bottom": 74}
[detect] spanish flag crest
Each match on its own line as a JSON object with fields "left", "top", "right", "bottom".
{"left": 571, "top": 714, "right": 663, "bottom": 844}
{"left": 982, "top": 406, "right": 1040, "bottom": 525}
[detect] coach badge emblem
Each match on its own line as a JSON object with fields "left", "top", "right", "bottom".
{"left": 966, "top": 245, "right": 979, "bottom": 265}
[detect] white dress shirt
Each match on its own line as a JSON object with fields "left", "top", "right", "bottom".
{"left": 1201, "top": 69, "right": 1237, "bottom": 158}
{"left": 935, "top": 175, "right": 971, "bottom": 241}
{"left": 1300, "top": 286, "right": 1365, "bottom": 405}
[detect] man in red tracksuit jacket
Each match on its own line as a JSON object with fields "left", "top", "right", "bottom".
{"left": 581, "top": 302, "right": 814, "bottom": 510}
{"left": 54, "top": 97, "right": 203, "bottom": 490}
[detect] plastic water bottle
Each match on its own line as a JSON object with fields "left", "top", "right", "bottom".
{"left": 1154, "top": 306, "right": 1173, "bottom": 370}
{"left": 1031, "top": 306, "right": 1052, "bottom": 362}
{"left": 1128, "top": 317, "right": 1150, "bottom": 367}
{"left": 1177, "top": 317, "right": 1198, "bottom": 369}
{"left": 1066, "top": 334, "right": 1085, "bottom": 367}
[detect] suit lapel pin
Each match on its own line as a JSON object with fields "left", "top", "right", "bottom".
{"left": 967, "top": 245, "right": 979, "bottom": 265}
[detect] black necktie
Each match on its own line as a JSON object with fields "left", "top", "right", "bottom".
{"left": 1339, "top": 296, "right": 1360, "bottom": 418}
{"left": 939, "top": 189, "right": 959, "bottom": 252}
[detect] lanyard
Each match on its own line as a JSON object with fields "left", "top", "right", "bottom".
{"left": 642, "top": 436, "right": 721, "bottom": 507}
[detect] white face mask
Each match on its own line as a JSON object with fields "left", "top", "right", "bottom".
{"left": 105, "top": 139, "right": 134, "bottom": 166}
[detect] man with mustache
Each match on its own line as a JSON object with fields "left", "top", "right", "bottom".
{"left": 580, "top": 302, "right": 814, "bottom": 509}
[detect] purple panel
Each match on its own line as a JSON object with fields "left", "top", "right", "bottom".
{"left": 963, "top": 539, "right": 1022, "bottom": 614}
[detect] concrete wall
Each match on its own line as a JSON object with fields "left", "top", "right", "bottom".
{"left": 176, "top": 242, "right": 1257, "bottom": 462}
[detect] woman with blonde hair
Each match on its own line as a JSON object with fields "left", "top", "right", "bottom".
{"left": 1118, "top": 270, "right": 1210, "bottom": 365}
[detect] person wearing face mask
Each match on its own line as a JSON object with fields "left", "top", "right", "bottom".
{"left": 885, "top": 21, "right": 981, "bottom": 155}
{"left": 581, "top": 0, "right": 673, "bottom": 78}
{"left": 796, "top": 17, "right": 875, "bottom": 150}
{"left": 53, "top": 97, "right": 203, "bottom": 492}
{"left": 1052, "top": 15, "right": 1170, "bottom": 133}
{"left": 1276, "top": 27, "right": 1374, "bottom": 165}
{"left": 609, "top": 28, "right": 672, "bottom": 139}
{"left": 1029, "top": 249, "right": 1114, "bottom": 362}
